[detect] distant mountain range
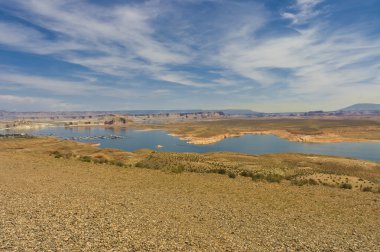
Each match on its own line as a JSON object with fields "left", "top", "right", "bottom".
{"left": 220, "top": 109, "right": 259, "bottom": 115}
{"left": 340, "top": 103, "right": 380, "bottom": 111}
{"left": 2, "top": 104, "right": 380, "bottom": 119}
{"left": 0, "top": 109, "right": 259, "bottom": 120}
{"left": 122, "top": 109, "right": 259, "bottom": 115}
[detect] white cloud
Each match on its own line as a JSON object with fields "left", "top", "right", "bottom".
{"left": 282, "top": 0, "right": 324, "bottom": 24}
{"left": 0, "top": 22, "right": 42, "bottom": 45}
{"left": 0, "top": 73, "right": 92, "bottom": 95}
{"left": 0, "top": 0, "right": 192, "bottom": 85}
{"left": 0, "top": 71, "right": 138, "bottom": 98}
{"left": 0, "top": 94, "right": 79, "bottom": 111}
{"left": 154, "top": 71, "right": 212, "bottom": 88}
{"left": 0, "top": 21, "right": 85, "bottom": 55}
{"left": 214, "top": 1, "right": 380, "bottom": 109}
{"left": 0, "top": 0, "right": 379, "bottom": 111}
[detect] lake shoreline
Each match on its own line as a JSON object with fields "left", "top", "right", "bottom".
{"left": 158, "top": 128, "right": 380, "bottom": 145}
{"left": 4, "top": 123, "right": 380, "bottom": 145}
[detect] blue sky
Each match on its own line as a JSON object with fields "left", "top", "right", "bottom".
{"left": 0, "top": 0, "right": 380, "bottom": 112}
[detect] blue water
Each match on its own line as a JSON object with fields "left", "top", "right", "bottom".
{"left": 4, "top": 127, "right": 380, "bottom": 162}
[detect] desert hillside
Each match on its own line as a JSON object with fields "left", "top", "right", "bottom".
{"left": 0, "top": 137, "right": 379, "bottom": 251}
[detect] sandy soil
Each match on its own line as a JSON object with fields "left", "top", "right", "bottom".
{"left": 144, "top": 118, "right": 380, "bottom": 144}
{"left": 167, "top": 129, "right": 380, "bottom": 145}
{"left": 0, "top": 149, "right": 380, "bottom": 251}
{"left": 169, "top": 130, "right": 359, "bottom": 145}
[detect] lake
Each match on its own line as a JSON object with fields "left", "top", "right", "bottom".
{"left": 4, "top": 126, "right": 380, "bottom": 162}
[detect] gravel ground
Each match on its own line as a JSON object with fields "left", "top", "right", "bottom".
{"left": 1, "top": 152, "right": 380, "bottom": 251}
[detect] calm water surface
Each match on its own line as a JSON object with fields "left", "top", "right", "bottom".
{"left": 4, "top": 127, "right": 380, "bottom": 162}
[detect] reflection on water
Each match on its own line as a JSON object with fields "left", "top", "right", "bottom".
{"left": 4, "top": 127, "right": 380, "bottom": 162}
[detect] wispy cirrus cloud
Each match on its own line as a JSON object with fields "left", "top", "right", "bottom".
{"left": 211, "top": 0, "right": 380, "bottom": 111}
{"left": 0, "top": 72, "right": 93, "bottom": 95}
{"left": 282, "top": 0, "right": 324, "bottom": 24}
{"left": 0, "top": 0, "right": 194, "bottom": 85}
{"left": 0, "top": 94, "right": 80, "bottom": 111}
{"left": 0, "top": 0, "right": 379, "bottom": 111}
{"left": 0, "top": 70, "right": 143, "bottom": 99}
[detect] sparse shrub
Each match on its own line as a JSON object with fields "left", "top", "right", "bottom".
{"left": 50, "top": 151, "right": 74, "bottom": 159}
{"left": 340, "top": 183, "right": 352, "bottom": 189}
{"left": 321, "top": 182, "right": 335, "bottom": 187}
{"left": 99, "top": 158, "right": 108, "bottom": 164}
{"left": 240, "top": 171, "right": 249, "bottom": 177}
{"left": 291, "top": 179, "right": 308, "bottom": 186}
{"left": 228, "top": 172, "right": 236, "bottom": 179}
{"left": 251, "top": 173, "right": 265, "bottom": 181}
{"left": 50, "top": 151, "right": 63, "bottom": 158}
{"left": 79, "top": 156, "right": 92, "bottom": 162}
{"left": 171, "top": 165, "right": 185, "bottom": 173}
{"left": 292, "top": 178, "right": 318, "bottom": 186}
{"left": 135, "top": 162, "right": 145, "bottom": 168}
{"left": 216, "top": 168, "right": 226, "bottom": 175}
{"left": 308, "top": 179, "right": 318, "bottom": 185}
{"left": 362, "top": 186, "right": 372, "bottom": 192}
{"left": 95, "top": 159, "right": 104, "bottom": 164}
{"left": 110, "top": 160, "right": 125, "bottom": 167}
{"left": 265, "top": 174, "right": 283, "bottom": 183}
{"left": 286, "top": 173, "right": 301, "bottom": 180}
{"left": 187, "top": 168, "right": 197, "bottom": 173}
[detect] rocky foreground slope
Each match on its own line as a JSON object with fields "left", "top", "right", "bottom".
{"left": 0, "top": 138, "right": 380, "bottom": 251}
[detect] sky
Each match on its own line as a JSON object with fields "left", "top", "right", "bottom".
{"left": 0, "top": 0, "right": 380, "bottom": 112}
